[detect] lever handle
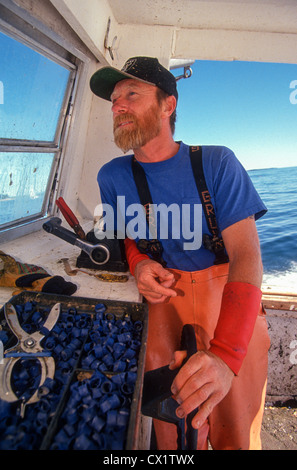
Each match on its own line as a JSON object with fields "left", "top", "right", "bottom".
{"left": 43, "top": 217, "right": 78, "bottom": 245}
{"left": 181, "top": 324, "right": 197, "bottom": 361}
{"left": 56, "top": 197, "right": 86, "bottom": 239}
{"left": 141, "top": 324, "right": 199, "bottom": 449}
{"left": 180, "top": 324, "right": 198, "bottom": 450}
{"left": 43, "top": 218, "right": 110, "bottom": 265}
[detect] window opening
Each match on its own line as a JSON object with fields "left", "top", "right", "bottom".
{"left": 0, "top": 26, "right": 76, "bottom": 230}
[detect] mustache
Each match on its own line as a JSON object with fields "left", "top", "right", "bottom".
{"left": 113, "top": 113, "right": 136, "bottom": 131}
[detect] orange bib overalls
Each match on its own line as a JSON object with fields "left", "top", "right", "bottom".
{"left": 145, "top": 262, "right": 270, "bottom": 450}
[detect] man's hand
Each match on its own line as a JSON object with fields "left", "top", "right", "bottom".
{"left": 134, "top": 259, "right": 177, "bottom": 304}
{"left": 169, "top": 350, "right": 234, "bottom": 429}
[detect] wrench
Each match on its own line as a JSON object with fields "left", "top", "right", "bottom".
{"left": 43, "top": 217, "right": 110, "bottom": 265}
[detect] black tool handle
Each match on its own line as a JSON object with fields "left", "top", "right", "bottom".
{"left": 180, "top": 324, "right": 198, "bottom": 450}
{"left": 141, "top": 324, "right": 199, "bottom": 450}
{"left": 181, "top": 324, "right": 197, "bottom": 360}
{"left": 43, "top": 217, "right": 79, "bottom": 245}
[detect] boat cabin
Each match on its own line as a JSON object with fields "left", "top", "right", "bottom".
{"left": 0, "top": 0, "right": 296, "bottom": 447}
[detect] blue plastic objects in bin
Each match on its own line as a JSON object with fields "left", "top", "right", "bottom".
{"left": 0, "top": 294, "right": 147, "bottom": 450}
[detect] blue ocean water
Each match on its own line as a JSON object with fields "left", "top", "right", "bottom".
{"left": 248, "top": 166, "right": 297, "bottom": 290}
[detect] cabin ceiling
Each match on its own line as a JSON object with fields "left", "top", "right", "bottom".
{"left": 47, "top": 0, "right": 297, "bottom": 65}
{"left": 106, "top": 0, "right": 297, "bottom": 64}
{"left": 108, "top": 0, "right": 297, "bottom": 34}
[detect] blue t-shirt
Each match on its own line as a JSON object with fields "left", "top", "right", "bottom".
{"left": 97, "top": 142, "right": 267, "bottom": 271}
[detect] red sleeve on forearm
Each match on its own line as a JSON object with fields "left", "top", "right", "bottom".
{"left": 209, "top": 281, "right": 262, "bottom": 375}
{"left": 124, "top": 238, "right": 149, "bottom": 276}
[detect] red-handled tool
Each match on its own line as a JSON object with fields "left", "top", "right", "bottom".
{"left": 55, "top": 197, "right": 86, "bottom": 240}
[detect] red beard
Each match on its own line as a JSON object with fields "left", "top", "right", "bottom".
{"left": 113, "top": 103, "right": 162, "bottom": 153}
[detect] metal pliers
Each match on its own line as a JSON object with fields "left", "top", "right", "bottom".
{"left": 0, "top": 302, "right": 60, "bottom": 416}
{"left": 142, "top": 324, "right": 199, "bottom": 450}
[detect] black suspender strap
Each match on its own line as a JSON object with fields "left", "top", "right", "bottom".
{"left": 189, "top": 146, "right": 228, "bottom": 265}
{"left": 131, "top": 157, "right": 166, "bottom": 266}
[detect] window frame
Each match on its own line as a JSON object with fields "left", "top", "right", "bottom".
{"left": 0, "top": 1, "right": 84, "bottom": 240}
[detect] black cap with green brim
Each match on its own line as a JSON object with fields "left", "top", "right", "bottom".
{"left": 90, "top": 56, "right": 178, "bottom": 102}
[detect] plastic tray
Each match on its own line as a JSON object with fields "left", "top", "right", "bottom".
{"left": 0, "top": 291, "right": 148, "bottom": 450}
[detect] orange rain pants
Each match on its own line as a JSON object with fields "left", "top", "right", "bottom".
{"left": 145, "top": 263, "right": 270, "bottom": 450}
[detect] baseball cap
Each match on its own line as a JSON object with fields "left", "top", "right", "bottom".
{"left": 90, "top": 56, "right": 178, "bottom": 101}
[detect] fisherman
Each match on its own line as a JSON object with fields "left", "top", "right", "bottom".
{"left": 90, "top": 57, "right": 270, "bottom": 450}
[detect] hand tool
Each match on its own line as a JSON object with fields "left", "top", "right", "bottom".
{"left": 61, "top": 258, "right": 128, "bottom": 282}
{"left": 0, "top": 302, "right": 60, "bottom": 417}
{"left": 56, "top": 197, "right": 86, "bottom": 240}
{"left": 43, "top": 217, "right": 111, "bottom": 265}
{"left": 141, "top": 324, "right": 198, "bottom": 450}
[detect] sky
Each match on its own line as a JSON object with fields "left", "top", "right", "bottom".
{"left": 172, "top": 60, "right": 297, "bottom": 170}
{"left": 0, "top": 30, "right": 70, "bottom": 142}
{"left": 0, "top": 30, "right": 70, "bottom": 207}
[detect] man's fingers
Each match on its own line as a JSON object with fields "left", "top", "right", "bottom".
{"left": 144, "top": 293, "right": 169, "bottom": 304}
{"left": 190, "top": 394, "right": 219, "bottom": 429}
{"left": 138, "top": 278, "right": 177, "bottom": 300}
{"left": 160, "top": 278, "right": 175, "bottom": 288}
{"left": 169, "top": 350, "right": 187, "bottom": 370}
{"left": 140, "top": 283, "right": 176, "bottom": 299}
{"left": 175, "top": 382, "right": 214, "bottom": 420}
{"left": 171, "top": 352, "right": 204, "bottom": 395}
{"left": 135, "top": 260, "right": 177, "bottom": 302}
{"left": 170, "top": 351, "right": 234, "bottom": 428}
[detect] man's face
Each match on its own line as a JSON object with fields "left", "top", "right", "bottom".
{"left": 111, "top": 79, "right": 163, "bottom": 153}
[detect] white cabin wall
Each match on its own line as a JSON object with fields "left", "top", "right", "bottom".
{"left": 49, "top": 0, "right": 115, "bottom": 64}
{"left": 111, "top": 24, "right": 175, "bottom": 69}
